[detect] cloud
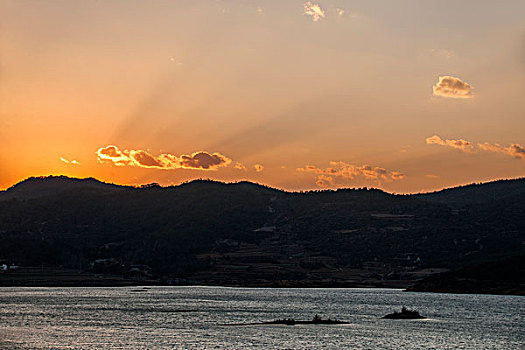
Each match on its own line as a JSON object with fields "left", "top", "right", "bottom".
{"left": 60, "top": 157, "right": 79, "bottom": 165}
{"left": 315, "top": 175, "right": 335, "bottom": 187}
{"left": 96, "top": 145, "right": 231, "bottom": 170}
{"left": 180, "top": 152, "right": 231, "bottom": 170}
{"left": 297, "top": 161, "right": 404, "bottom": 187}
{"left": 254, "top": 164, "right": 264, "bottom": 172}
{"left": 304, "top": 2, "right": 325, "bottom": 22}
{"left": 478, "top": 142, "right": 525, "bottom": 160}
{"left": 97, "top": 145, "right": 132, "bottom": 166}
{"left": 130, "top": 150, "right": 164, "bottom": 167}
{"left": 234, "top": 162, "right": 247, "bottom": 171}
{"left": 432, "top": 76, "right": 473, "bottom": 99}
{"left": 390, "top": 171, "right": 405, "bottom": 180}
{"left": 426, "top": 135, "right": 474, "bottom": 152}
{"left": 426, "top": 136, "right": 525, "bottom": 160}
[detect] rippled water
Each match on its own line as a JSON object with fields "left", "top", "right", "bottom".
{"left": 0, "top": 287, "right": 523, "bottom": 349}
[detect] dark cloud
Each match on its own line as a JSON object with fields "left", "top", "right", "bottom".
{"left": 130, "top": 150, "right": 164, "bottom": 167}
{"left": 179, "top": 152, "right": 231, "bottom": 170}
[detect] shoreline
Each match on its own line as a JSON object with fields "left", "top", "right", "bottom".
{"left": 2, "top": 267, "right": 523, "bottom": 296}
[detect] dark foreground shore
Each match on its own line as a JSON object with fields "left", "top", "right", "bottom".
{"left": 0, "top": 267, "right": 154, "bottom": 287}
{"left": 0, "top": 266, "right": 404, "bottom": 288}
{"left": 1, "top": 266, "right": 523, "bottom": 295}
{"left": 407, "top": 256, "right": 525, "bottom": 296}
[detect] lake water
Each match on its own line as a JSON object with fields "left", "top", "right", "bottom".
{"left": 0, "top": 287, "right": 523, "bottom": 349}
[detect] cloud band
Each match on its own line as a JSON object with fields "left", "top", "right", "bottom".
{"left": 297, "top": 161, "right": 404, "bottom": 188}
{"left": 96, "top": 145, "right": 232, "bottom": 170}
{"left": 427, "top": 135, "right": 525, "bottom": 160}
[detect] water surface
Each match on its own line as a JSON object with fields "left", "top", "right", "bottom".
{"left": 0, "top": 287, "right": 522, "bottom": 349}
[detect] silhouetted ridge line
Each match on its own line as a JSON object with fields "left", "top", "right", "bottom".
{"left": 0, "top": 175, "right": 128, "bottom": 200}
{"left": 417, "top": 178, "right": 525, "bottom": 207}
{"left": 2, "top": 175, "right": 524, "bottom": 198}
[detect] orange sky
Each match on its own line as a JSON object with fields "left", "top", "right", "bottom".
{"left": 1, "top": 1, "right": 524, "bottom": 193}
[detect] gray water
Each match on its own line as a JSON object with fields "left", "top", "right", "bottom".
{"left": 0, "top": 287, "right": 523, "bottom": 349}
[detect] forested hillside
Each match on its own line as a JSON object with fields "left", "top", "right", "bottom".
{"left": 1, "top": 176, "right": 523, "bottom": 293}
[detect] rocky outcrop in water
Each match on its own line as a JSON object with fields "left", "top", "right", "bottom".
{"left": 382, "top": 307, "right": 424, "bottom": 319}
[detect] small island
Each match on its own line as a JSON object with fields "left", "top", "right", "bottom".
{"left": 227, "top": 314, "right": 349, "bottom": 326}
{"left": 382, "top": 307, "right": 425, "bottom": 319}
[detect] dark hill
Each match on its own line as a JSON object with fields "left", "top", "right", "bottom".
{"left": 0, "top": 176, "right": 126, "bottom": 200}
{"left": 417, "top": 178, "right": 525, "bottom": 207}
{"left": 0, "top": 176, "right": 523, "bottom": 294}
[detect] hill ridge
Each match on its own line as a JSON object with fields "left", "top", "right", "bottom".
{"left": 3, "top": 175, "right": 524, "bottom": 199}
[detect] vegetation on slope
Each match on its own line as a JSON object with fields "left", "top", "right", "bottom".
{"left": 0, "top": 176, "right": 523, "bottom": 293}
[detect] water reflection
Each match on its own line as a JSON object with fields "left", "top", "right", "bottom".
{"left": 0, "top": 287, "right": 522, "bottom": 349}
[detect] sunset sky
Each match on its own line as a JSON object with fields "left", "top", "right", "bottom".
{"left": 1, "top": 0, "right": 524, "bottom": 193}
